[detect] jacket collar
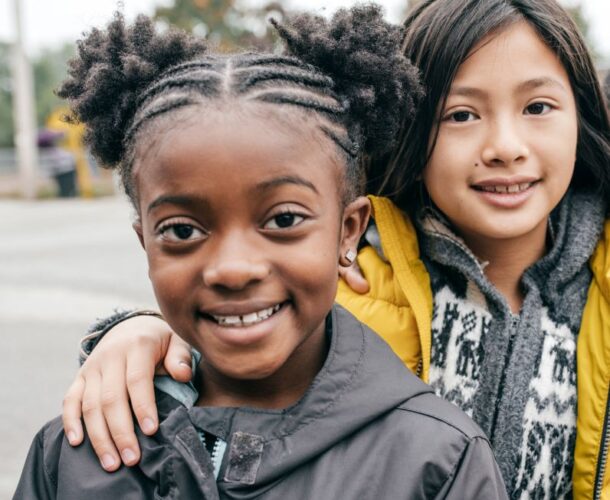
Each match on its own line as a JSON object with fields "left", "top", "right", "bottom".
{"left": 138, "top": 305, "right": 431, "bottom": 494}
{"left": 415, "top": 189, "right": 606, "bottom": 312}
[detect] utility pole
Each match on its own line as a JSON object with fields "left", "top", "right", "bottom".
{"left": 11, "top": 0, "right": 38, "bottom": 200}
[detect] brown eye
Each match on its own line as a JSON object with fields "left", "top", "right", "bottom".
{"left": 525, "top": 102, "right": 551, "bottom": 115}
{"left": 158, "top": 222, "right": 205, "bottom": 242}
{"left": 447, "top": 110, "right": 476, "bottom": 122}
{"left": 264, "top": 213, "right": 305, "bottom": 230}
{"left": 172, "top": 224, "right": 195, "bottom": 239}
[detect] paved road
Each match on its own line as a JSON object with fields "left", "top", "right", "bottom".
{"left": 0, "top": 196, "right": 155, "bottom": 499}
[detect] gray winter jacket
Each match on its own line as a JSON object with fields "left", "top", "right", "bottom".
{"left": 15, "top": 306, "right": 507, "bottom": 499}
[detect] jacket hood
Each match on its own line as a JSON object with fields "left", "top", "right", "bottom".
{"left": 139, "top": 305, "right": 432, "bottom": 498}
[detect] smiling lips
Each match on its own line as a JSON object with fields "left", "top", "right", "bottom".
{"left": 471, "top": 178, "right": 540, "bottom": 208}
{"left": 473, "top": 182, "right": 535, "bottom": 194}
{"left": 208, "top": 303, "right": 283, "bottom": 327}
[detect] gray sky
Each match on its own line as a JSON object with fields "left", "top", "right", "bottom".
{"left": 1, "top": 0, "right": 609, "bottom": 61}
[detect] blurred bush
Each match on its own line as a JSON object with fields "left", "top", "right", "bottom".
{"left": 154, "top": 0, "right": 288, "bottom": 51}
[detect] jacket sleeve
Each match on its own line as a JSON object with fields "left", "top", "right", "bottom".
{"left": 336, "top": 246, "right": 424, "bottom": 375}
{"left": 13, "top": 428, "right": 56, "bottom": 500}
{"left": 79, "top": 309, "right": 165, "bottom": 364}
{"left": 434, "top": 436, "right": 508, "bottom": 500}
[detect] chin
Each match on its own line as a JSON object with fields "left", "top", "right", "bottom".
{"left": 467, "top": 213, "right": 546, "bottom": 240}
{"left": 216, "top": 357, "right": 287, "bottom": 381}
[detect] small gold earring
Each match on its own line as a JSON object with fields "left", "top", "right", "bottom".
{"left": 345, "top": 249, "right": 357, "bottom": 264}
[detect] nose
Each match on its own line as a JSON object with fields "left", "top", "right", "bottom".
{"left": 481, "top": 115, "right": 529, "bottom": 166}
{"left": 202, "top": 232, "right": 270, "bottom": 290}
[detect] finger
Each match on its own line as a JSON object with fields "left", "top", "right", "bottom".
{"left": 340, "top": 262, "right": 369, "bottom": 294}
{"left": 62, "top": 375, "right": 85, "bottom": 446}
{"left": 126, "top": 349, "right": 159, "bottom": 436}
{"left": 81, "top": 371, "right": 121, "bottom": 472}
{"left": 164, "top": 333, "right": 194, "bottom": 383}
{"left": 101, "top": 358, "right": 141, "bottom": 467}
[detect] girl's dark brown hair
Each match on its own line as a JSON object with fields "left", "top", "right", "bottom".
{"left": 373, "top": 0, "right": 610, "bottom": 212}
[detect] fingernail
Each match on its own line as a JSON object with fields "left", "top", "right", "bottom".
{"left": 121, "top": 448, "right": 137, "bottom": 464}
{"left": 142, "top": 417, "right": 156, "bottom": 434}
{"left": 67, "top": 431, "right": 77, "bottom": 444}
{"left": 179, "top": 360, "right": 191, "bottom": 367}
{"left": 101, "top": 453, "right": 116, "bottom": 470}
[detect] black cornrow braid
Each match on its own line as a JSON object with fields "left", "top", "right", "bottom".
{"left": 135, "top": 73, "right": 222, "bottom": 113}
{"left": 254, "top": 92, "right": 347, "bottom": 125}
{"left": 127, "top": 95, "right": 200, "bottom": 143}
{"left": 234, "top": 55, "right": 311, "bottom": 70}
{"left": 61, "top": 7, "right": 419, "bottom": 205}
{"left": 121, "top": 51, "right": 362, "bottom": 201}
{"left": 156, "top": 59, "right": 219, "bottom": 79}
{"left": 320, "top": 125, "right": 360, "bottom": 159}
{"left": 236, "top": 67, "right": 335, "bottom": 94}
{"left": 233, "top": 55, "right": 361, "bottom": 188}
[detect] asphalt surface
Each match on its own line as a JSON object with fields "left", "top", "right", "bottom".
{"left": 0, "top": 196, "right": 155, "bottom": 499}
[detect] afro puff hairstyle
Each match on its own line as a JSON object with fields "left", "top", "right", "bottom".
{"left": 58, "top": 5, "right": 423, "bottom": 203}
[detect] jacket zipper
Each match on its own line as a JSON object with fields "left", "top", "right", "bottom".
{"left": 594, "top": 384, "right": 610, "bottom": 500}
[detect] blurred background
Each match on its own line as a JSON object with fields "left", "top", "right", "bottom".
{"left": 0, "top": 0, "right": 608, "bottom": 497}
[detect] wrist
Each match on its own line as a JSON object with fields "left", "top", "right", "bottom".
{"left": 79, "top": 309, "right": 163, "bottom": 364}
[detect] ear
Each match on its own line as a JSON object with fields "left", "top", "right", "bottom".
{"left": 133, "top": 220, "right": 146, "bottom": 250}
{"left": 339, "top": 196, "right": 371, "bottom": 267}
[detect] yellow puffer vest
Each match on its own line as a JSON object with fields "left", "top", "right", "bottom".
{"left": 336, "top": 196, "right": 610, "bottom": 500}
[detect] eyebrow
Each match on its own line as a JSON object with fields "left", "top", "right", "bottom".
{"left": 515, "top": 77, "right": 567, "bottom": 94}
{"left": 448, "top": 86, "right": 487, "bottom": 98}
{"left": 255, "top": 175, "right": 319, "bottom": 194}
{"left": 449, "top": 77, "right": 568, "bottom": 99}
{"left": 147, "top": 194, "right": 206, "bottom": 215}
{"left": 146, "top": 175, "right": 319, "bottom": 214}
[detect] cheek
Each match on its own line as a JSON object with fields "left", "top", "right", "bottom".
{"left": 425, "top": 133, "right": 473, "bottom": 189}
{"left": 283, "top": 232, "right": 341, "bottom": 305}
{"left": 422, "top": 158, "right": 461, "bottom": 205}
{"left": 537, "top": 121, "right": 577, "bottom": 191}
{"left": 147, "top": 252, "right": 197, "bottom": 321}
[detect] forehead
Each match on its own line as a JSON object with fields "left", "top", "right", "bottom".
{"left": 133, "top": 105, "right": 345, "bottom": 203}
{"left": 451, "top": 21, "right": 571, "bottom": 93}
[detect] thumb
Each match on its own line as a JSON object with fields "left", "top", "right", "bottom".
{"left": 339, "top": 261, "right": 369, "bottom": 294}
{"left": 163, "top": 334, "right": 194, "bottom": 382}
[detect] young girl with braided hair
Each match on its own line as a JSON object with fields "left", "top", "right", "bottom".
{"left": 15, "top": 6, "right": 507, "bottom": 499}
{"left": 58, "top": 0, "right": 610, "bottom": 497}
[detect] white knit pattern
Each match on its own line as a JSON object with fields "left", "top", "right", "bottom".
{"left": 512, "top": 308, "right": 576, "bottom": 499}
{"left": 429, "top": 283, "right": 491, "bottom": 417}
{"left": 430, "top": 290, "right": 576, "bottom": 499}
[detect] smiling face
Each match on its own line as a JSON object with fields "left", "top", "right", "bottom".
{"left": 423, "top": 21, "right": 578, "bottom": 249}
{"left": 133, "top": 106, "right": 368, "bottom": 397}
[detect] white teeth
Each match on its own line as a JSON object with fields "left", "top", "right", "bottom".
{"left": 241, "top": 312, "right": 258, "bottom": 324}
{"left": 222, "top": 316, "right": 241, "bottom": 325}
{"left": 211, "top": 304, "right": 282, "bottom": 327}
{"left": 478, "top": 182, "right": 533, "bottom": 194}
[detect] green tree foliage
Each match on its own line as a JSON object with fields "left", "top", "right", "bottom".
{"left": 33, "top": 44, "right": 74, "bottom": 129}
{"left": 154, "top": 0, "right": 286, "bottom": 50}
{"left": 0, "top": 42, "right": 74, "bottom": 148}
